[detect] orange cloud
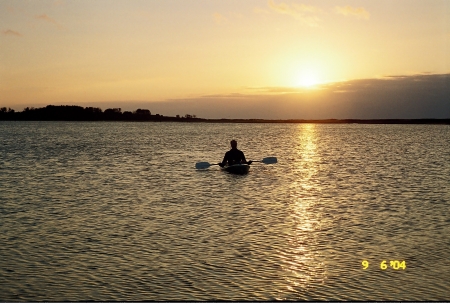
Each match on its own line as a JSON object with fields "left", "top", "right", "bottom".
{"left": 267, "top": 0, "right": 321, "bottom": 27}
{"left": 2, "top": 29, "right": 22, "bottom": 37}
{"left": 335, "top": 6, "right": 370, "bottom": 20}
{"left": 35, "top": 14, "right": 63, "bottom": 28}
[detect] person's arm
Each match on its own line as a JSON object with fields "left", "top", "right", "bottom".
{"left": 220, "top": 152, "right": 228, "bottom": 167}
{"left": 241, "top": 151, "right": 252, "bottom": 164}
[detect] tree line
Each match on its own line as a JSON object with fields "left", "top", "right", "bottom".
{"left": 0, "top": 105, "right": 202, "bottom": 121}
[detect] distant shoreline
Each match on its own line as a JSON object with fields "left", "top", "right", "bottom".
{"left": 200, "top": 118, "right": 450, "bottom": 124}
{"left": 3, "top": 117, "right": 449, "bottom": 125}
{"left": 1, "top": 105, "right": 449, "bottom": 124}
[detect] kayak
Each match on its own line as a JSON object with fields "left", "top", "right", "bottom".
{"left": 222, "top": 164, "right": 250, "bottom": 174}
{"left": 223, "top": 164, "right": 250, "bottom": 174}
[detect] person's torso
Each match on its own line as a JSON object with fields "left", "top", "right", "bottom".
{"left": 225, "top": 149, "right": 245, "bottom": 165}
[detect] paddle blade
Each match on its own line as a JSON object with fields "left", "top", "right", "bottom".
{"left": 195, "top": 162, "right": 211, "bottom": 169}
{"left": 261, "top": 157, "right": 277, "bottom": 164}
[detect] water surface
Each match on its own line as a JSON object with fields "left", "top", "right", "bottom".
{"left": 0, "top": 122, "right": 449, "bottom": 301}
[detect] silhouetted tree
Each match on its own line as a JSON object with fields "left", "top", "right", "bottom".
{"left": 134, "top": 109, "right": 151, "bottom": 115}
{"left": 132, "top": 109, "right": 151, "bottom": 120}
{"left": 123, "top": 111, "right": 133, "bottom": 120}
{"left": 104, "top": 108, "right": 122, "bottom": 114}
{"left": 0, "top": 107, "right": 15, "bottom": 120}
{"left": 104, "top": 108, "right": 123, "bottom": 120}
{"left": 83, "top": 107, "right": 102, "bottom": 120}
{"left": 0, "top": 104, "right": 207, "bottom": 121}
{"left": 85, "top": 107, "right": 102, "bottom": 114}
{"left": 0, "top": 107, "right": 7, "bottom": 120}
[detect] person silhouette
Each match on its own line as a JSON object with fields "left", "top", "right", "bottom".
{"left": 219, "top": 140, "right": 252, "bottom": 167}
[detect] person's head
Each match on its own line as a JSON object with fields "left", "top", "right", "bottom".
{"left": 230, "top": 140, "right": 237, "bottom": 149}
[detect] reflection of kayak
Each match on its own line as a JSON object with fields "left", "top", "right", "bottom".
{"left": 222, "top": 164, "right": 250, "bottom": 174}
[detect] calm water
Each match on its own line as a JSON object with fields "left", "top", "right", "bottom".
{"left": 0, "top": 121, "right": 449, "bottom": 301}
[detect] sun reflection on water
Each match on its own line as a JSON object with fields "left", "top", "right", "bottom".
{"left": 281, "top": 124, "right": 329, "bottom": 296}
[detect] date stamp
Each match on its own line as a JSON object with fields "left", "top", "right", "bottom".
{"left": 362, "top": 260, "right": 406, "bottom": 270}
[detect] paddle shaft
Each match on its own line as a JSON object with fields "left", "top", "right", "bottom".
{"left": 196, "top": 157, "right": 276, "bottom": 169}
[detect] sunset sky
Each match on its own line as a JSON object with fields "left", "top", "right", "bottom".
{"left": 1, "top": 0, "right": 449, "bottom": 119}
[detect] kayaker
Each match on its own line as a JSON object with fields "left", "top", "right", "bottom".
{"left": 219, "top": 140, "right": 253, "bottom": 167}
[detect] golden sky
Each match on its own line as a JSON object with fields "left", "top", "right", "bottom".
{"left": 1, "top": 0, "right": 449, "bottom": 118}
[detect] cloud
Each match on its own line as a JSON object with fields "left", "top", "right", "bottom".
{"left": 35, "top": 14, "right": 63, "bottom": 29}
{"left": 2, "top": 29, "right": 22, "bottom": 37}
{"left": 202, "top": 93, "right": 248, "bottom": 98}
{"left": 35, "top": 14, "right": 55, "bottom": 23}
{"left": 335, "top": 6, "right": 370, "bottom": 20}
{"left": 267, "top": 0, "right": 322, "bottom": 27}
{"left": 144, "top": 74, "right": 450, "bottom": 119}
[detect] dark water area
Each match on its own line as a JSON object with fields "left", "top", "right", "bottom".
{"left": 0, "top": 121, "right": 449, "bottom": 301}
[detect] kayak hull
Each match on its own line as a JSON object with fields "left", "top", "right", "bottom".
{"left": 222, "top": 164, "right": 250, "bottom": 174}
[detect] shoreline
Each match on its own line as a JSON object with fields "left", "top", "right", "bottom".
{"left": 1, "top": 105, "right": 449, "bottom": 124}
{"left": 1, "top": 118, "right": 449, "bottom": 124}
{"left": 192, "top": 118, "right": 450, "bottom": 124}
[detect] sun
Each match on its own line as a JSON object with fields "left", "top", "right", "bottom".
{"left": 297, "top": 70, "right": 320, "bottom": 88}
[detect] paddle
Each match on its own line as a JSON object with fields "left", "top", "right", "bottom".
{"left": 195, "top": 162, "right": 220, "bottom": 170}
{"left": 251, "top": 157, "right": 278, "bottom": 165}
{"left": 195, "top": 157, "right": 277, "bottom": 169}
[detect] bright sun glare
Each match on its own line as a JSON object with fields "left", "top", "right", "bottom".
{"left": 298, "top": 71, "right": 320, "bottom": 88}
